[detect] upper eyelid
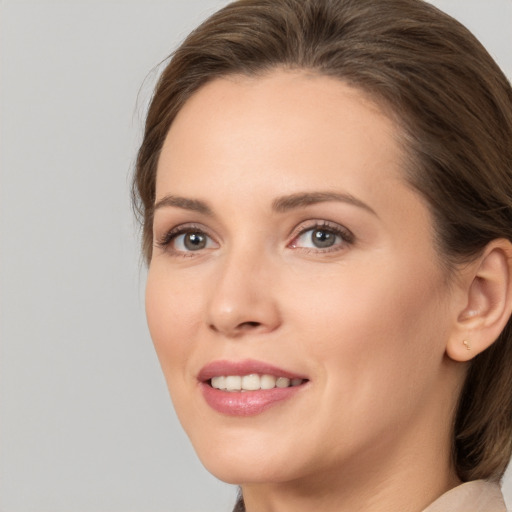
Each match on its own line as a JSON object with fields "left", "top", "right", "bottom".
{"left": 155, "top": 222, "right": 217, "bottom": 248}
{"left": 289, "top": 219, "right": 354, "bottom": 240}
{"left": 288, "top": 223, "right": 355, "bottom": 254}
{"left": 154, "top": 218, "right": 354, "bottom": 248}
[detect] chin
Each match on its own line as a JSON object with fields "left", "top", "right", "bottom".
{"left": 201, "top": 456, "right": 296, "bottom": 485}
{"left": 189, "top": 430, "right": 305, "bottom": 485}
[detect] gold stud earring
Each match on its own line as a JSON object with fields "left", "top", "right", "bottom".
{"left": 463, "top": 339, "right": 471, "bottom": 351}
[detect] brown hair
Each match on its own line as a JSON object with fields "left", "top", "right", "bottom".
{"left": 133, "top": 0, "right": 512, "bottom": 489}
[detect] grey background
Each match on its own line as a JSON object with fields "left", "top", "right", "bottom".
{"left": 0, "top": 1, "right": 511, "bottom": 511}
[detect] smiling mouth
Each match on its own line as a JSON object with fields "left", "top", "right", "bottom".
{"left": 209, "top": 374, "right": 307, "bottom": 392}
{"left": 200, "top": 362, "right": 309, "bottom": 415}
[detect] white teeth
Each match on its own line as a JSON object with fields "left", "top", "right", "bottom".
{"left": 211, "top": 376, "right": 225, "bottom": 389}
{"left": 225, "top": 375, "right": 242, "bottom": 391}
{"left": 276, "top": 377, "right": 290, "bottom": 388}
{"left": 260, "top": 374, "right": 276, "bottom": 389}
{"left": 210, "top": 374, "right": 305, "bottom": 391}
{"left": 241, "top": 374, "right": 261, "bottom": 391}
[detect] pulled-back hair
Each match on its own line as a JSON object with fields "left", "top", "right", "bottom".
{"left": 133, "top": 0, "right": 512, "bottom": 490}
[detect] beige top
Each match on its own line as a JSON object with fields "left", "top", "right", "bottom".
{"left": 422, "top": 480, "right": 506, "bottom": 512}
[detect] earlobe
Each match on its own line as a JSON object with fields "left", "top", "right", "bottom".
{"left": 446, "top": 239, "right": 512, "bottom": 362}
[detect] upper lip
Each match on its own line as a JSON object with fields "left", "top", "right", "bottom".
{"left": 198, "top": 359, "right": 308, "bottom": 382}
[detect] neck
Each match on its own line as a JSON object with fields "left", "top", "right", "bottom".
{"left": 242, "top": 447, "right": 460, "bottom": 512}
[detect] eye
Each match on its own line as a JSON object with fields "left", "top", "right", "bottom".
{"left": 156, "top": 224, "right": 218, "bottom": 255}
{"left": 174, "top": 231, "right": 213, "bottom": 251}
{"left": 289, "top": 222, "right": 354, "bottom": 251}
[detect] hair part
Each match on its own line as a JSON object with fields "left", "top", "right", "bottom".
{"left": 133, "top": 0, "right": 512, "bottom": 490}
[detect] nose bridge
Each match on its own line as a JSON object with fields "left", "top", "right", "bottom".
{"left": 206, "top": 240, "right": 280, "bottom": 337}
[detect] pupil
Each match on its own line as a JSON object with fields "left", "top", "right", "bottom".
{"left": 184, "top": 232, "right": 206, "bottom": 250}
{"left": 312, "top": 229, "right": 335, "bottom": 248}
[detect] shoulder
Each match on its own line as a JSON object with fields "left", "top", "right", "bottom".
{"left": 422, "top": 480, "right": 506, "bottom": 512}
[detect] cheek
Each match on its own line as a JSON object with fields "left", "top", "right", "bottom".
{"left": 286, "top": 257, "right": 449, "bottom": 400}
{"left": 273, "top": 260, "right": 450, "bottom": 464}
{"left": 145, "top": 265, "right": 203, "bottom": 377}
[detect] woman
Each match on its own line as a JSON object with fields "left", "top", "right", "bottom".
{"left": 133, "top": 0, "right": 512, "bottom": 510}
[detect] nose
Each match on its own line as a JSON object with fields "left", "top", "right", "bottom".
{"left": 206, "top": 249, "right": 281, "bottom": 338}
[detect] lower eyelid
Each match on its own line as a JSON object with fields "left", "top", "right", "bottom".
{"left": 175, "top": 232, "right": 217, "bottom": 251}
{"left": 291, "top": 233, "right": 343, "bottom": 250}
{"left": 155, "top": 223, "right": 214, "bottom": 248}
{"left": 154, "top": 221, "right": 353, "bottom": 254}
{"left": 289, "top": 222, "right": 354, "bottom": 248}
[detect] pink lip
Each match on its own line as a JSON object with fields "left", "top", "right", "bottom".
{"left": 198, "top": 359, "right": 309, "bottom": 417}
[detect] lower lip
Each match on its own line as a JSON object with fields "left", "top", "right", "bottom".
{"left": 200, "top": 382, "right": 305, "bottom": 416}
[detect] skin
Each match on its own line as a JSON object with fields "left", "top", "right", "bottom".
{"left": 146, "top": 71, "right": 470, "bottom": 512}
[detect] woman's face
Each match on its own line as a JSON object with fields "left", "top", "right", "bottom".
{"left": 146, "top": 71, "right": 462, "bottom": 486}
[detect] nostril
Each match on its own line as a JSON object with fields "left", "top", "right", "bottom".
{"left": 240, "top": 321, "right": 261, "bottom": 329}
{"left": 208, "top": 320, "right": 261, "bottom": 334}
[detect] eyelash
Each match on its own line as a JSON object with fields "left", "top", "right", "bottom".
{"left": 288, "top": 221, "right": 355, "bottom": 253}
{"left": 155, "top": 223, "right": 218, "bottom": 256}
{"left": 155, "top": 220, "right": 355, "bottom": 256}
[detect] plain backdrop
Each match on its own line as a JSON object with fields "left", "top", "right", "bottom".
{"left": 1, "top": 1, "right": 511, "bottom": 511}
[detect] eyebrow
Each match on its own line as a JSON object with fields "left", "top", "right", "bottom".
{"left": 153, "top": 195, "right": 213, "bottom": 216}
{"left": 272, "top": 191, "right": 377, "bottom": 216}
{"left": 153, "top": 191, "right": 377, "bottom": 217}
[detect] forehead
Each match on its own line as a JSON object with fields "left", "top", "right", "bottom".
{"left": 156, "top": 70, "right": 405, "bottom": 200}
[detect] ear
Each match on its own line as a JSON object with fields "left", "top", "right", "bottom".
{"left": 446, "top": 239, "right": 512, "bottom": 362}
